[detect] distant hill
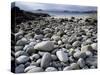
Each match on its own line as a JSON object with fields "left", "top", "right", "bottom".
{"left": 11, "top": 6, "right": 50, "bottom": 25}
{"left": 37, "top": 9, "right": 43, "bottom": 11}
{"left": 63, "top": 10, "right": 97, "bottom": 13}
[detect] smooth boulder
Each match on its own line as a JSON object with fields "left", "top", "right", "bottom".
{"left": 63, "top": 66, "right": 73, "bottom": 70}
{"left": 41, "top": 53, "right": 52, "bottom": 68}
{"left": 24, "top": 66, "right": 36, "bottom": 72}
{"left": 81, "top": 45, "right": 93, "bottom": 52}
{"left": 27, "top": 67, "right": 44, "bottom": 73}
{"left": 34, "top": 41, "right": 54, "bottom": 51}
{"left": 73, "top": 51, "right": 86, "bottom": 59}
{"left": 15, "top": 64, "right": 25, "bottom": 73}
{"left": 45, "top": 67, "right": 57, "bottom": 72}
{"left": 16, "top": 55, "right": 29, "bottom": 64}
{"left": 86, "top": 56, "right": 97, "bottom": 67}
{"left": 56, "top": 50, "right": 68, "bottom": 62}
{"left": 91, "top": 43, "right": 97, "bottom": 51}
{"left": 77, "top": 58, "right": 85, "bottom": 68}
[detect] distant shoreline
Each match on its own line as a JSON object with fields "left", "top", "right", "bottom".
{"left": 31, "top": 10, "right": 97, "bottom": 19}
{"left": 50, "top": 13, "right": 97, "bottom": 20}
{"left": 12, "top": 6, "right": 97, "bottom": 25}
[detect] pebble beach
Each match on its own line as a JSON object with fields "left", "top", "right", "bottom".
{"left": 11, "top": 7, "right": 97, "bottom": 73}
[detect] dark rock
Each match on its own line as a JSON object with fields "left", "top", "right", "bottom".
{"left": 86, "top": 56, "right": 97, "bottom": 67}
{"left": 15, "top": 64, "right": 25, "bottom": 73}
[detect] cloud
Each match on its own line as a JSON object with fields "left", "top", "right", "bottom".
{"left": 15, "top": 1, "right": 97, "bottom": 11}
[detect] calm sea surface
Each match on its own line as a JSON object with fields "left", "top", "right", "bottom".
{"left": 32, "top": 11, "right": 97, "bottom": 19}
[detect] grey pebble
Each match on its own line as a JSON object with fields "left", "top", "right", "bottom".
{"left": 65, "top": 43, "right": 72, "bottom": 49}
{"left": 16, "top": 38, "right": 28, "bottom": 46}
{"left": 72, "top": 41, "right": 81, "bottom": 48}
{"left": 15, "top": 31, "right": 24, "bottom": 40}
{"left": 30, "top": 61, "right": 39, "bottom": 67}
{"left": 68, "top": 35, "right": 76, "bottom": 43}
{"left": 91, "top": 43, "right": 97, "bottom": 51}
{"left": 45, "top": 67, "right": 57, "bottom": 72}
{"left": 29, "top": 41, "right": 37, "bottom": 46}
{"left": 85, "top": 51, "right": 93, "bottom": 57}
{"left": 58, "top": 40, "right": 62, "bottom": 45}
{"left": 69, "top": 56, "right": 75, "bottom": 63}
{"left": 25, "top": 62, "right": 31, "bottom": 67}
{"left": 24, "top": 45, "right": 36, "bottom": 55}
{"left": 15, "top": 46, "right": 23, "bottom": 52}
{"left": 30, "top": 54, "right": 40, "bottom": 60}
{"left": 51, "top": 61, "right": 63, "bottom": 68}
{"left": 43, "top": 28, "right": 52, "bottom": 34}
{"left": 24, "top": 66, "right": 36, "bottom": 72}
{"left": 15, "top": 64, "right": 25, "bottom": 73}
{"left": 36, "top": 59, "right": 42, "bottom": 64}
{"left": 85, "top": 38, "right": 93, "bottom": 44}
{"left": 27, "top": 67, "right": 44, "bottom": 73}
{"left": 34, "top": 34, "right": 43, "bottom": 40}
{"left": 70, "top": 63, "right": 80, "bottom": 70}
{"left": 69, "top": 48, "right": 75, "bottom": 56}
{"left": 90, "top": 66, "right": 96, "bottom": 69}
{"left": 82, "top": 66, "right": 89, "bottom": 69}
{"left": 16, "top": 55, "right": 29, "bottom": 64}
{"left": 34, "top": 41, "right": 54, "bottom": 51}
{"left": 51, "top": 54, "right": 58, "bottom": 61}
{"left": 15, "top": 51, "right": 26, "bottom": 58}
{"left": 51, "top": 35, "right": 60, "bottom": 41}
{"left": 56, "top": 50, "right": 68, "bottom": 62}
{"left": 81, "top": 45, "right": 93, "bottom": 52}
{"left": 86, "top": 56, "right": 97, "bottom": 67}
{"left": 41, "top": 53, "right": 52, "bottom": 68}
{"left": 73, "top": 51, "right": 86, "bottom": 59}
{"left": 38, "top": 51, "right": 48, "bottom": 56}
{"left": 77, "top": 58, "right": 85, "bottom": 68}
{"left": 63, "top": 66, "right": 73, "bottom": 71}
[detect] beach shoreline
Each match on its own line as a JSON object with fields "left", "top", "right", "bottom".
{"left": 50, "top": 13, "right": 97, "bottom": 20}
{"left": 11, "top": 6, "right": 97, "bottom": 73}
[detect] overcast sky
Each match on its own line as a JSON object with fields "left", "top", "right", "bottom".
{"left": 15, "top": 1, "right": 97, "bottom": 12}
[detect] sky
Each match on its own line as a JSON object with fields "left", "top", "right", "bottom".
{"left": 15, "top": 1, "right": 97, "bottom": 12}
